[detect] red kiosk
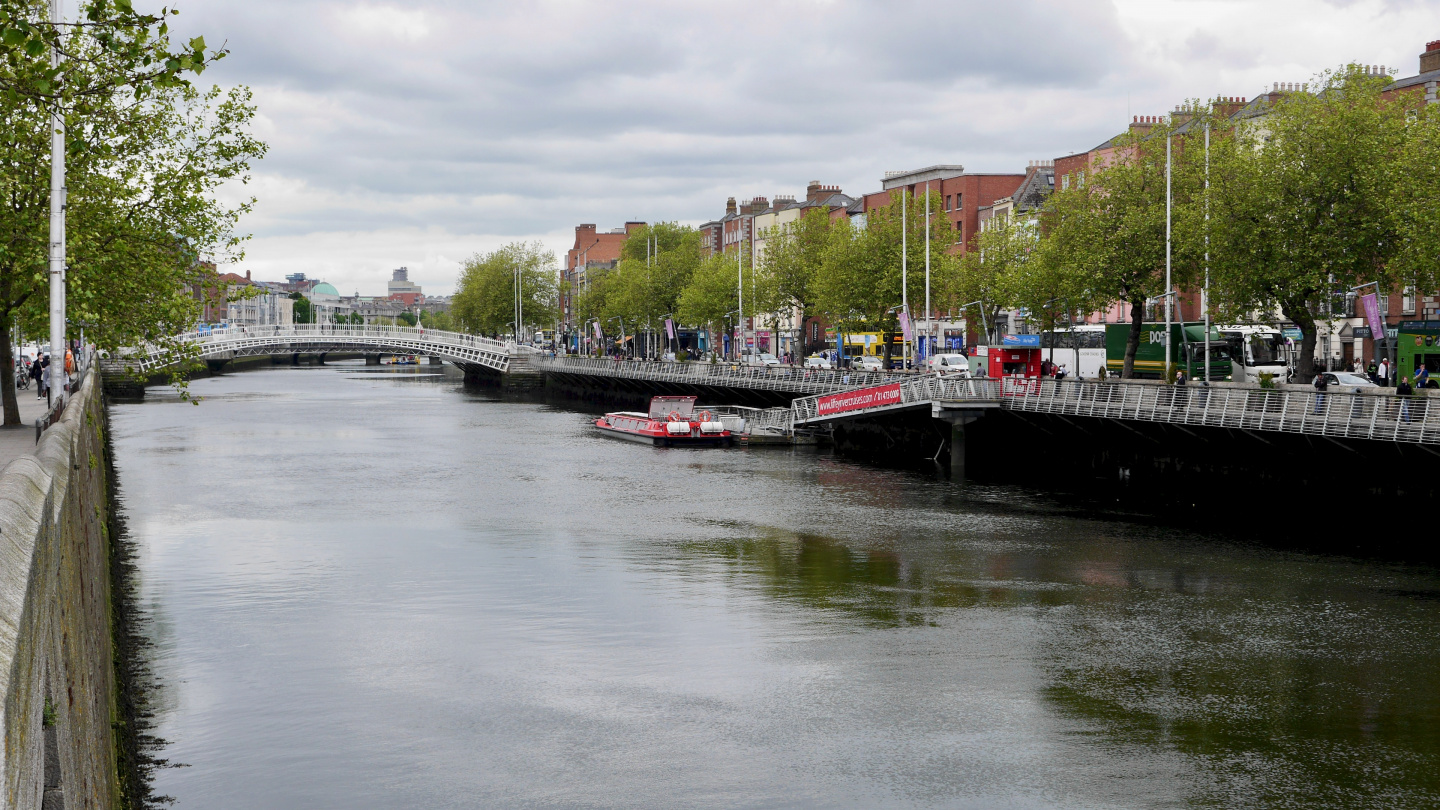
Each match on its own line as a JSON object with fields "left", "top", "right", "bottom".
{"left": 988, "top": 334, "right": 1042, "bottom": 378}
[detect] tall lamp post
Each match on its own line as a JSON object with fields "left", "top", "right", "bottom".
{"left": 48, "top": 0, "right": 67, "bottom": 402}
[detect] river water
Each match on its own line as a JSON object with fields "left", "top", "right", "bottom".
{"left": 109, "top": 362, "right": 1440, "bottom": 809}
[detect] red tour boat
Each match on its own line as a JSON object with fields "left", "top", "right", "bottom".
{"left": 595, "top": 396, "right": 733, "bottom": 447}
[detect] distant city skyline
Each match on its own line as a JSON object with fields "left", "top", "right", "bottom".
{"left": 153, "top": 0, "right": 1437, "bottom": 296}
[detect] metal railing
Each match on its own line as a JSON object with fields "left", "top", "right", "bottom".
{"left": 792, "top": 375, "right": 1002, "bottom": 423}
{"left": 535, "top": 355, "right": 916, "bottom": 395}
{"left": 123, "top": 324, "right": 513, "bottom": 373}
{"left": 795, "top": 375, "right": 1440, "bottom": 445}
{"left": 1003, "top": 379, "right": 1440, "bottom": 444}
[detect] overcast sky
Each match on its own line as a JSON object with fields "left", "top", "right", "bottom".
{"left": 144, "top": 0, "right": 1437, "bottom": 296}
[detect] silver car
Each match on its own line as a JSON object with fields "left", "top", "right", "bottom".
{"left": 1319, "top": 372, "right": 1376, "bottom": 389}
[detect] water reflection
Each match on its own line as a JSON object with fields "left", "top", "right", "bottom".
{"left": 110, "top": 363, "right": 1440, "bottom": 809}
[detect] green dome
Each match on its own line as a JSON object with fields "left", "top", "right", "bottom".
{"left": 310, "top": 282, "right": 339, "bottom": 296}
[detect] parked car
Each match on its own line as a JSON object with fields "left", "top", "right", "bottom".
{"left": 803, "top": 355, "right": 833, "bottom": 369}
{"left": 852, "top": 355, "right": 884, "bottom": 372}
{"left": 1319, "top": 372, "right": 1376, "bottom": 389}
{"left": 742, "top": 351, "right": 780, "bottom": 368}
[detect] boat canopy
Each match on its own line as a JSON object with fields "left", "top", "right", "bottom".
{"left": 649, "top": 396, "right": 697, "bottom": 419}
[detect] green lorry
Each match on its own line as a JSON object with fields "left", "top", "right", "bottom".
{"left": 1104, "top": 322, "right": 1234, "bottom": 380}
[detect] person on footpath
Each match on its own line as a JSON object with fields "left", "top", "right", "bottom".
{"left": 1417, "top": 363, "right": 1431, "bottom": 391}
{"left": 1397, "top": 375, "right": 1414, "bottom": 423}
{"left": 1379, "top": 357, "right": 1390, "bottom": 387}
{"left": 1312, "top": 368, "right": 1329, "bottom": 414}
{"left": 28, "top": 354, "right": 42, "bottom": 398}
{"left": 1174, "top": 367, "right": 1188, "bottom": 408}
{"left": 40, "top": 357, "right": 50, "bottom": 407}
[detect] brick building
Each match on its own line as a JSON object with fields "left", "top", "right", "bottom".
{"left": 560, "top": 221, "right": 644, "bottom": 344}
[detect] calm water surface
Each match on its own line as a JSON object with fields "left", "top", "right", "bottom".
{"left": 109, "top": 363, "right": 1440, "bottom": 809}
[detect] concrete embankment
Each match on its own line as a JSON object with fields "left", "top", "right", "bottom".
{"left": 0, "top": 374, "right": 120, "bottom": 808}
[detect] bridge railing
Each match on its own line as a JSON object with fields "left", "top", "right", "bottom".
{"left": 123, "top": 324, "right": 513, "bottom": 371}
{"left": 997, "top": 378, "right": 1440, "bottom": 444}
{"left": 791, "top": 375, "right": 1003, "bottom": 423}
{"left": 536, "top": 355, "right": 917, "bottom": 394}
{"left": 151, "top": 324, "right": 508, "bottom": 353}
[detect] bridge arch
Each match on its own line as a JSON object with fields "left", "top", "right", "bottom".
{"left": 118, "top": 324, "right": 520, "bottom": 375}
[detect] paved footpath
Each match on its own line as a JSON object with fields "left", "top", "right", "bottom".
{"left": 0, "top": 387, "right": 60, "bottom": 473}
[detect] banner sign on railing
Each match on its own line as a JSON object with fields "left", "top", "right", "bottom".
{"left": 816, "top": 383, "right": 903, "bottom": 417}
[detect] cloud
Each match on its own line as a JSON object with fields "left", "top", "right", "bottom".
{"left": 163, "top": 0, "right": 1437, "bottom": 296}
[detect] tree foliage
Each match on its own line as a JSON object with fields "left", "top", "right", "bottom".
{"left": 1206, "top": 67, "right": 1420, "bottom": 380}
{"left": 0, "top": 2, "right": 263, "bottom": 422}
{"left": 452, "top": 242, "right": 557, "bottom": 337}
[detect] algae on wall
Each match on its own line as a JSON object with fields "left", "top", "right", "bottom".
{"left": 0, "top": 375, "right": 121, "bottom": 809}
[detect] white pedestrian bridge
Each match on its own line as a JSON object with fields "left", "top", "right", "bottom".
{"left": 116, "top": 324, "right": 525, "bottom": 375}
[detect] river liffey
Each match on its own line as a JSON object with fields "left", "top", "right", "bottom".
{"left": 109, "top": 363, "right": 1440, "bottom": 809}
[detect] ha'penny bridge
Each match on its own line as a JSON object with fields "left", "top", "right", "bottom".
{"left": 106, "top": 327, "right": 1440, "bottom": 500}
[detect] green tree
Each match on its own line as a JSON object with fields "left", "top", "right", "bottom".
{"left": 946, "top": 217, "right": 1036, "bottom": 344}
{"left": 1207, "top": 66, "right": 1421, "bottom": 381}
{"left": 289, "top": 292, "right": 311, "bottom": 324}
{"left": 396, "top": 311, "right": 416, "bottom": 326}
{"left": 813, "top": 191, "right": 948, "bottom": 364}
{"left": 419, "top": 309, "right": 452, "bottom": 331}
{"left": 676, "top": 251, "right": 739, "bottom": 355}
{"left": 0, "top": 54, "right": 262, "bottom": 421}
{"left": 758, "top": 208, "right": 832, "bottom": 353}
{"left": 1038, "top": 119, "right": 1198, "bottom": 378}
{"left": 451, "top": 242, "right": 557, "bottom": 337}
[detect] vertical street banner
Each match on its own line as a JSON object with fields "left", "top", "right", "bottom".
{"left": 1361, "top": 293, "right": 1385, "bottom": 346}
{"left": 592, "top": 321, "right": 603, "bottom": 343}
{"left": 898, "top": 309, "right": 913, "bottom": 342}
{"left": 665, "top": 318, "right": 675, "bottom": 341}
{"left": 815, "top": 383, "right": 903, "bottom": 417}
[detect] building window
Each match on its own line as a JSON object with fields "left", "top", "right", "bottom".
{"left": 955, "top": 193, "right": 963, "bottom": 210}
{"left": 1062, "top": 175, "right": 1070, "bottom": 191}
{"left": 1077, "top": 171, "right": 1085, "bottom": 188}
{"left": 1404, "top": 287, "right": 1416, "bottom": 315}
{"left": 1382, "top": 294, "right": 1390, "bottom": 315}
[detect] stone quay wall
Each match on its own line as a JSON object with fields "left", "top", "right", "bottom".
{"left": 0, "top": 373, "right": 118, "bottom": 809}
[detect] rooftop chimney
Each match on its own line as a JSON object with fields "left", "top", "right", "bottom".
{"left": 1423, "top": 39, "right": 1440, "bottom": 74}
{"left": 725, "top": 197, "right": 737, "bottom": 217}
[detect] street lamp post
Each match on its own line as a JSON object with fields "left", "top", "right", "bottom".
{"left": 924, "top": 180, "right": 931, "bottom": 366}
{"left": 48, "top": 0, "right": 67, "bottom": 403}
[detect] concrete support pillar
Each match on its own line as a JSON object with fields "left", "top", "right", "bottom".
{"left": 317, "top": 353, "right": 327, "bottom": 365}
{"left": 950, "top": 420, "right": 967, "bottom": 478}
{"left": 931, "top": 405, "right": 993, "bottom": 482}
{"left": 429, "top": 356, "right": 443, "bottom": 365}
{"left": 365, "top": 354, "right": 381, "bottom": 365}
{"left": 290, "top": 352, "right": 300, "bottom": 366}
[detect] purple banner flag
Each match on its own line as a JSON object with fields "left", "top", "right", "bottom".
{"left": 1361, "top": 292, "right": 1385, "bottom": 344}
{"left": 665, "top": 318, "right": 675, "bottom": 340}
{"left": 898, "top": 309, "right": 913, "bottom": 342}
{"left": 592, "top": 321, "right": 603, "bottom": 342}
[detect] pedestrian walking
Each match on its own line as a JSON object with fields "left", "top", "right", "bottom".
{"left": 1417, "top": 364, "right": 1431, "bottom": 390}
{"left": 1379, "top": 358, "right": 1390, "bottom": 387}
{"left": 1397, "top": 375, "right": 1414, "bottom": 423}
{"left": 40, "top": 357, "right": 50, "bottom": 405}
{"left": 1313, "top": 369, "right": 1329, "bottom": 415}
{"left": 28, "top": 356, "right": 42, "bottom": 398}
{"left": 1174, "top": 368, "right": 1188, "bottom": 408}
